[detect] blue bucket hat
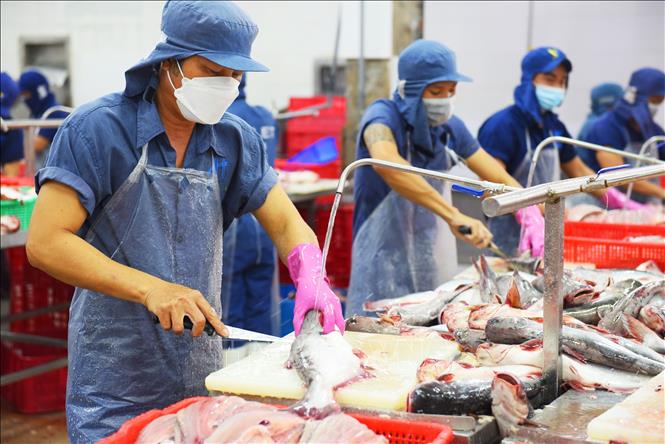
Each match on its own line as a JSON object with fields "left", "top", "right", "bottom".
{"left": 1, "top": 72, "right": 20, "bottom": 118}
{"left": 616, "top": 67, "right": 665, "bottom": 140}
{"left": 590, "top": 82, "right": 623, "bottom": 116}
{"left": 394, "top": 40, "right": 472, "bottom": 157}
{"left": 124, "top": 1, "right": 268, "bottom": 97}
{"left": 514, "top": 46, "right": 572, "bottom": 127}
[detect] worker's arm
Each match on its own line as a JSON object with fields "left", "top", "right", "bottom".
{"left": 465, "top": 148, "right": 522, "bottom": 189}
{"left": 253, "top": 184, "right": 319, "bottom": 263}
{"left": 34, "top": 135, "right": 50, "bottom": 153}
{"left": 360, "top": 123, "right": 491, "bottom": 248}
{"left": 26, "top": 181, "right": 226, "bottom": 337}
{"left": 596, "top": 151, "right": 665, "bottom": 199}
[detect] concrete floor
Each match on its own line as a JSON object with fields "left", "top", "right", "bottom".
{"left": 0, "top": 400, "right": 68, "bottom": 444}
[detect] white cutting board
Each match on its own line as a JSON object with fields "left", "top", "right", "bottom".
{"left": 586, "top": 371, "right": 665, "bottom": 443}
{"left": 205, "top": 331, "right": 460, "bottom": 411}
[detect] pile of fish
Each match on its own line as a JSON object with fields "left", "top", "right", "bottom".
{"left": 135, "top": 395, "right": 388, "bottom": 443}
{"left": 567, "top": 203, "right": 665, "bottom": 225}
{"left": 347, "top": 255, "right": 665, "bottom": 420}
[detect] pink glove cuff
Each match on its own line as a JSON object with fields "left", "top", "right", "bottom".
{"left": 602, "top": 188, "right": 645, "bottom": 210}
{"left": 515, "top": 205, "right": 543, "bottom": 226}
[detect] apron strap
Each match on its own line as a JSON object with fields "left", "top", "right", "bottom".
{"left": 139, "top": 143, "right": 150, "bottom": 167}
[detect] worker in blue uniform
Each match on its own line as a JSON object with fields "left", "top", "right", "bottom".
{"left": 579, "top": 67, "right": 665, "bottom": 203}
{"left": 222, "top": 75, "right": 279, "bottom": 348}
{"left": 25, "top": 2, "right": 344, "bottom": 442}
{"left": 18, "top": 69, "right": 70, "bottom": 169}
{"left": 478, "top": 47, "right": 643, "bottom": 257}
{"left": 577, "top": 82, "right": 623, "bottom": 141}
{"left": 347, "top": 40, "right": 524, "bottom": 317}
{"left": 1, "top": 72, "right": 24, "bottom": 176}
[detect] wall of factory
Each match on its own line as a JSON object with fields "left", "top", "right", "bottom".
{"left": 0, "top": 1, "right": 392, "bottom": 112}
{"left": 424, "top": 0, "right": 665, "bottom": 138}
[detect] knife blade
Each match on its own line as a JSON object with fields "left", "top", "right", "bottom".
{"left": 459, "top": 225, "right": 510, "bottom": 259}
{"left": 152, "top": 316, "right": 282, "bottom": 343}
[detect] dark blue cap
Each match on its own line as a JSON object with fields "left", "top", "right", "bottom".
{"left": 629, "top": 67, "right": 665, "bottom": 98}
{"left": 1, "top": 72, "right": 20, "bottom": 117}
{"left": 590, "top": 83, "right": 623, "bottom": 115}
{"left": 520, "top": 47, "right": 572, "bottom": 83}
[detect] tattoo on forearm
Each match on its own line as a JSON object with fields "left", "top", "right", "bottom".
{"left": 363, "top": 123, "right": 396, "bottom": 148}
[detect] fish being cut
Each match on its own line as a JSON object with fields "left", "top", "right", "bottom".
{"left": 484, "top": 317, "right": 665, "bottom": 375}
{"left": 287, "top": 311, "right": 367, "bottom": 418}
{"left": 407, "top": 376, "right": 544, "bottom": 416}
{"left": 491, "top": 373, "right": 542, "bottom": 437}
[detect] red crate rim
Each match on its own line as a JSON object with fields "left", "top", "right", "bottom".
{"left": 100, "top": 397, "right": 453, "bottom": 444}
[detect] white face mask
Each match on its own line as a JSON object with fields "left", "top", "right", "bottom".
{"left": 648, "top": 102, "right": 661, "bottom": 118}
{"left": 167, "top": 60, "right": 239, "bottom": 125}
{"left": 423, "top": 96, "right": 455, "bottom": 127}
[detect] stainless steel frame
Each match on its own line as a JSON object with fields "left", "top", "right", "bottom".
{"left": 482, "top": 163, "right": 665, "bottom": 403}
{"left": 625, "top": 135, "right": 665, "bottom": 201}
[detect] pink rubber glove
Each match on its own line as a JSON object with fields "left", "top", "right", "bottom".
{"left": 288, "top": 243, "right": 345, "bottom": 336}
{"left": 515, "top": 206, "right": 545, "bottom": 257}
{"left": 602, "top": 188, "right": 646, "bottom": 210}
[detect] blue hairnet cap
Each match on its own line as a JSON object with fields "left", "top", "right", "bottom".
{"left": 124, "top": 1, "right": 267, "bottom": 97}
{"left": 590, "top": 82, "right": 623, "bottom": 115}
{"left": 628, "top": 67, "right": 665, "bottom": 98}
{"left": 1, "top": 72, "right": 20, "bottom": 117}
{"left": 398, "top": 40, "right": 472, "bottom": 83}
{"left": 520, "top": 47, "right": 572, "bottom": 82}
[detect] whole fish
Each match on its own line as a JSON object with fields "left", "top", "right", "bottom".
{"left": 484, "top": 317, "right": 665, "bottom": 375}
{"left": 569, "top": 268, "right": 664, "bottom": 286}
{"left": 453, "top": 328, "right": 487, "bottom": 353}
{"left": 287, "top": 311, "right": 367, "bottom": 418}
{"left": 386, "top": 285, "right": 472, "bottom": 326}
{"left": 468, "top": 304, "right": 585, "bottom": 331}
{"left": 477, "top": 340, "right": 652, "bottom": 393}
{"left": 491, "top": 373, "right": 543, "bottom": 437}
{"left": 639, "top": 304, "right": 665, "bottom": 335}
{"left": 532, "top": 273, "right": 597, "bottom": 307}
{"left": 564, "top": 279, "right": 643, "bottom": 324}
{"left": 408, "top": 376, "right": 544, "bottom": 416}
{"left": 362, "top": 290, "right": 438, "bottom": 313}
{"left": 416, "top": 358, "right": 541, "bottom": 384}
{"left": 344, "top": 315, "right": 453, "bottom": 340}
{"left": 566, "top": 323, "right": 665, "bottom": 364}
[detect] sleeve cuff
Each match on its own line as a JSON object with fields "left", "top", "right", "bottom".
{"left": 36, "top": 166, "right": 96, "bottom": 216}
{"left": 239, "top": 166, "right": 279, "bottom": 215}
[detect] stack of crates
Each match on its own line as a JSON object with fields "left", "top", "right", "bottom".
{"left": 1, "top": 247, "right": 73, "bottom": 413}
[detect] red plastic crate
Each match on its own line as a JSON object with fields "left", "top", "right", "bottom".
{"left": 285, "top": 96, "right": 346, "bottom": 157}
{"left": 0, "top": 341, "right": 68, "bottom": 413}
{"left": 100, "top": 396, "right": 454, "bottom": 444}
{"left": 564, "top": 221, "right": 665, "bottom": 269}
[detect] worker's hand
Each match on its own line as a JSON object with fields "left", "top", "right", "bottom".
{"left": 447, "top": 212, "right": 493, "bottom": 249}
{"left": 287, "top": 243, "right": 345, "bottom": 336}
{"left": 143, "top": 281, "right": 228, "bottom": 337}
{"left": 515, "top": 206, "right": 544, "bottom": 257}
{"left": 602, "top": 188, "right": 646, "bottom": 211}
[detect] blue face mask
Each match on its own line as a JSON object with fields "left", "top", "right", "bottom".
{"left": 535, "top": 85, "right": 566, "bottom": 111}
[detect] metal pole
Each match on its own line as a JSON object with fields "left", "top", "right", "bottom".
{"left": 526, "top": 1, "right": 534, "bottom": 51}
{"left": 0, "top": 331, "right": 68, "bottom": 348}
{"left": 358, "top": 1, "right": 366, "bottom": 112}
{"left": 23, "top": 127, "right": 36, "bottom": 177}
{"left": 542, "top": 198, "right": 565, "bottom": 403}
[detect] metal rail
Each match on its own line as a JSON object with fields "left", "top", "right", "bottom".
{"left": 525, "top": 136, "right": 664, "bottom": 188}
{"left": 625, "top": 135, "right": 665, "bottom": 201}
{"left": 1, "top": 357, "right": 68, "bottom": 386}
{"left": 335, "top": 158, "right": 521, "bottom": 195}
{"left": 481, "top": 163, "right": 665, "bottom": 403}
